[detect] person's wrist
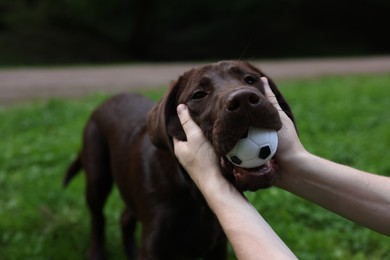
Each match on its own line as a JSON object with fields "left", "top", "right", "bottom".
{"left": 274, "top": 148, "right": 312, "bottom": 187}
{"left": 279, "top": 146, "right": 307, "bottom": 165}
{"left": 190, "top": 167, "right": 229, "bottom": 192}
{"left": 189, "top": 166, "right": 220, "bottom": 184}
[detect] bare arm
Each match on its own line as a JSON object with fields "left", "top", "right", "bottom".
{"left": 263, "top": 78, "right": 390, "bottom": 236}
{"left": 173, "top": 104, "right": 297, "bottom": 260}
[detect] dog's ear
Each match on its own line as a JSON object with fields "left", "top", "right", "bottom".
{"left": 147, "top": 77, "right": 187, "bottom": 151}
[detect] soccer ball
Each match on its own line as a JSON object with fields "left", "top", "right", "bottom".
{"left": 226, "top": 127, "right": 278, "bottom": 168}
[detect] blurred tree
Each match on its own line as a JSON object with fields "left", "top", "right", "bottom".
{"left": 0, "top": 0, "right": 389, "bottom": 65}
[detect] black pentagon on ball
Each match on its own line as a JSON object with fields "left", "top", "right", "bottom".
{"left": 230, "top": 155, "right": 242, "bottom": 165}
{"left": 258, "top": 146, "right": 271, "bottom": 159}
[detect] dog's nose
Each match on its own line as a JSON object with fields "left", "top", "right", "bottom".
{"left": 226, "top": 89, "right": 261, "bottom": 112}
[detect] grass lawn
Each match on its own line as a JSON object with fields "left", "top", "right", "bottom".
{"left": 0, "top": 74, "right": 389, "bottom": 259}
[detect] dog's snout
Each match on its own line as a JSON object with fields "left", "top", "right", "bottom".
{"left": 226, "top": 89, "right": 261, "bottom": 112}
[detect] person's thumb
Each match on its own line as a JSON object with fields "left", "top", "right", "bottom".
{"left": 176, "top": 104, "right": 203, "bottom": 140}
{"left": 261, "top": 77, "right": 282, "bottom": 111}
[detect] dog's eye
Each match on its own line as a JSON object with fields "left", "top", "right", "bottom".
{"left": 244, "top": 75, "right": 257, "bottom": 85}
{"left": 191, "top": 91, "right": 208, "bottom": 100}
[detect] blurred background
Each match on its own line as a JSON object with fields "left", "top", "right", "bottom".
{"left": 1, "top": 1, "right": 390, "bottom": 259}
{"left": 1, "top": 0, "right": 390, "bottom": 66}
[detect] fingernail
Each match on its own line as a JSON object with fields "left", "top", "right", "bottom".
{"left": 177, "top": 104, "right": 187, "bottom": 115}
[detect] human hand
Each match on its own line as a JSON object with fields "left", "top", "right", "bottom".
{"left": 173, "top": 104, "right": 221, "bottom": 185}
{"left": 261, "top": 77, "right": 306, "bottom": 164}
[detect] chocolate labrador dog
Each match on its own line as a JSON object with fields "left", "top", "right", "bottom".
{"left": 64, "top": 61, "right": 295, "bottom": 259}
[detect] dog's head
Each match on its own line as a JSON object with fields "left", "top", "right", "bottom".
{"left": 147, "top": 61, "right": 295, "bottom": 191}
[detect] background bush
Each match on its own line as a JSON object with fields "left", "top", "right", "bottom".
{"left": 0, "top": 0, "right": 389, "bottom": 65}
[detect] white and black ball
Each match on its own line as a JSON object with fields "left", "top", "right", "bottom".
{"left": 226, "top": 127, "right": 278, "bottom": 168}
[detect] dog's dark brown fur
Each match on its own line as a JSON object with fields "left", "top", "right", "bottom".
{"left": 64, "top": 61, "right": 295, "bottom": 259}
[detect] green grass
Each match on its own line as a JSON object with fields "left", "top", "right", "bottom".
{"left": 1, "top": 74, "right": 389, "bottom": 259}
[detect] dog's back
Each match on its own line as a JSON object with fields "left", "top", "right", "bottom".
{"left": 64, "top": 93, "right": 154, "bottom": 187}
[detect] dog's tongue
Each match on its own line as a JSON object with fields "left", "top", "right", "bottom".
{"left": 232, "top": 161, "right": 276, "bottom": 191}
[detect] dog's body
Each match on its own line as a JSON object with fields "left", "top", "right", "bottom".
{"left": 64, "top": 61, "right": 295, "bottom": 259}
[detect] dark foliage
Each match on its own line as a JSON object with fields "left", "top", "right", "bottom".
{"left": 0, "top": 0, "right": 389, "bottom": 65}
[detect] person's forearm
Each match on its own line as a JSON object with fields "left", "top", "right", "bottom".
{"left": 275, "top": 152, "right": 390, "bottom": 235}
{"left": 195, "top": 172, "right": 297, "bottom": 260}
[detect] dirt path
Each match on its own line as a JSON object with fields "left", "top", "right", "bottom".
{"left": 1, "top": 56, "right": 390, "bottom": 105}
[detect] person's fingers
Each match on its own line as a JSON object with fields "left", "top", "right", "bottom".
{"left": 261, "top": 77, "right": 282, "bottom": 111}
{"left": 172, "top": 137, "right": 180, "bottom": 146}
{"left": 176, "top": 104, "right": 203, "bottom": 140}
{"left": 172, "top": 137, "right": 184, "bottom": 158}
